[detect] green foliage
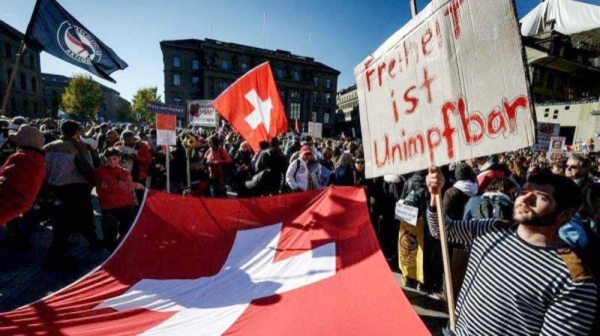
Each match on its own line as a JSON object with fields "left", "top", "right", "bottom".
{"left": 132, "top": 87, "right": 162, "bottom": 124}
{"left": 116, "top": 100, "right": 133, "bottom": 122}
{"left": 61, "top": 74, "right": 104, "bottom": 119}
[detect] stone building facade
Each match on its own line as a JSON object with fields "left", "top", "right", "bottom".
{"left": 41, "top": 73, "right": 122, "bottom": 122}
{"left": 335, "top": 84, "right": 361, "bottom": 139}
{"left": 0, "top": 20, "right": 44, "bottom": 118}
{"left": 160, "top": 38, "right": 340, "bottom": 135}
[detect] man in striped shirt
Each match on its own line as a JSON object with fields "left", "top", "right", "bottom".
{"left": 426, "top": 168, "right": 597, "bottom": 335}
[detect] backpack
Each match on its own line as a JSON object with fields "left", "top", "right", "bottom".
{"left": 477, "top": 195, "right": 513, "bottom": 220}
{"left": 280, "top": 160, "right": 302, "bottom": 194}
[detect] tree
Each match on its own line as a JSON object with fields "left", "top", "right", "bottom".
{"left": 61, "top": 74, "right": 104, "bottom": 120}
{"left": 132, "top": 87, "right": 162, "bottom": 124}
{"left": 116, "top": 100, "right": 133, "bottom": 122}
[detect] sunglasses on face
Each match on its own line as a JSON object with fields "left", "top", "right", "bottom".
{"left": 566, "top": 165, "right": 581, "bottom": 170}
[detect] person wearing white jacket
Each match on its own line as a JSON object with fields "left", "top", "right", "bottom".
{"left": 286, "top": 146, "right": 315, "bottom": 192}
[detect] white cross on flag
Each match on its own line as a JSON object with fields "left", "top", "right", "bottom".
{"left": 0, "top": 188, "right": 430, "bottom": 335}
{"left": 212, "top": 62, "right": 288, "bottom": 152}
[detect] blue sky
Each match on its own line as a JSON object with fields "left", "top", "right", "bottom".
{"left": 2, "top": 0, "right": 599, "bottom": 102}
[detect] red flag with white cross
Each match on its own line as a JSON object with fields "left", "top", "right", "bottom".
{"left": 212, "top": 62, "right": 287, "bottom": 152}
{"left": 0, "top": 187, "right": 430, "bottom": 335}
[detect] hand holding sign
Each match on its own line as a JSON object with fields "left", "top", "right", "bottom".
{"left": 426, "top": 166, "right": 445, "bottom": 206}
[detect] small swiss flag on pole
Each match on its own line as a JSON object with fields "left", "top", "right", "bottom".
{"left": 212, "top": 62, "right": 287, "bottom": 152}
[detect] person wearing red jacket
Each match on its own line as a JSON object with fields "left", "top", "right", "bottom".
{"left": 0, "top": 125, "right": 46, "bottom": 226}
{"left": 95, "top": 147, "right": 144, "bottom": 249}
{"left": 205, "top": 135, "right": 232, "bottom": 197}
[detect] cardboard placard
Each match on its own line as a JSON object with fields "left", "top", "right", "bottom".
{"left": 355, "top": 0, "right": 535, "bottom": 178}
{"left": 308, "top": 122, "right": 323, "bottom": 139}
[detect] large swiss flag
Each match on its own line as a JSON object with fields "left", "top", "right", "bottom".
{"left": 212, "top": 62, "right": 287, "bottom": 152}
{"left": 0, "top": 188, "right": 429, "bottom": 336}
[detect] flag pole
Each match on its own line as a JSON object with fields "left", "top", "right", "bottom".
{"left": 166, "top": 146, "right": 171, "bottom": 193}
{"left": 1, "top": 41, "right": 27, "bottom": 116}
{"left": 410, "top": 0, "right": 456, "bottom": 329}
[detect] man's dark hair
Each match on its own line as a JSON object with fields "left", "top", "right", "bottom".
{"left": 527, "top": 169, "right": 583, "bottom": 213}
{"left": 259, "top": 140, "right": 269, "bottom": 150}
{"left": 571, "top": 153, "right": 592, "bottom": 169}
{"left": 60, "top": 120, "right": 81, "bottom": 137}
{"left": 121, "top": 130, "right": 135, "bottom": 140}
{"left": 269, "top": 137, "right": 280, "bottom": 148}
{"left": 103, "top": 147, "right": 120, "bottom": 158}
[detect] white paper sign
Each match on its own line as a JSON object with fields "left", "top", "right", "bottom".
{"left": 395, "top": 201, "right": 419, "bottom": 226}
{"left": 189, "top": 100, "right": 218, "bottom": 127}
{"left": 355, "top": 0, "right": 535, "bottom": 178}
{"left": 308, "top": 122, "right": 322, "bottom": 139}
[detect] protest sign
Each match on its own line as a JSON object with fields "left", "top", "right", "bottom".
{"left": 395, "top": 201, "right": 419, "bottom": 226}
{"left": 534, "top": 122, "right": 560, "bottom": 152}
{"left": 308, "top": 122, "right": 323, "bottom": 139}
{"left": 355, "top": 0, "right": 535, "bottom": 178}
{"left": 146, "top": 102, "right": 185, "bottom": 117}
{"left": 546, "top": 136, "right": 565, "bottom": 161}
{"left": 188, "top": 100, "right": 219, "bottom": 127}
{"left": 156, "top": 114, "right": 177, "bottom": 146}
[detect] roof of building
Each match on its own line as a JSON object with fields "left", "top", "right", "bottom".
{"left": 41, "top": 73, "right": 120, "bottom": 95}
{"left": 161, "top": 38, "right": 340, "bottom": 74}
{"left": 337, "top": 84, "right": 357, "bottom": 95}
{"left": 0, "top": 20, "right": 42, "bottom": 50}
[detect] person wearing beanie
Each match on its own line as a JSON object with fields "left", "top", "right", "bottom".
{"left": 0, "top": 125, "right": 46, "bottom": 226}
{"left": 443, "top": 162, "right": 478, "bottom": 221}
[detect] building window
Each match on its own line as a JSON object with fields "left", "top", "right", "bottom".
{"left": 218, "top": 80, "right": 228, "bottom": 90}
{"left": 33, "top": 102, "right": 39, "bottom": 115}
{"left": 174, "top": 73, "right": 181, "bottom": 86}
{"left": 23, "top": 100, "right": 30, "bottom": 114}
{"left": 192, "top": 76, "right": 199, "bottom": 87}
{"left": 6, "top": 68, "right": 12, "bottom": 84}
{"left": 279, "top": 89, "right": 285, "bottom": 99}
{"left": 221, "top": 59, "right": 231, "bottom": 70}
{"left": 325, "top": 93, "right": 331, "bottom": 104}
{"left": 293, "top": 70, "right": 301, "bottom": 81}
{"left": 553, "top": 109, "right": 559, "bottom": 120}
{"left": 10, "top": 98, "right": 16, "bottom": 113}
{"left": 544, "top": 108, "right": 549, "bottom": 118}
{"left": 31, "top": 78, "right": 37, "bottom": 92}
{"left": 4, "top": 43, "right": 11, "bottom": 59}
{"left": 312, "top": 91, "right": 318, "bottom": 103}
{"left": 20, "top": 73, "right": 26, "bottom": 90}
{"left": 313, "top": 77, "right": 319, "bottom": 86}
{"left": 173, "top": 56, "right": 181, "bottom": 67}
{"left": 324, "top": 113, "right": 329, "bottom": 124}
{"left": 291, "top": 90, "right": 300, "bottom": 99}
{"left": 325, "top": 79, "right": 331, "bottom": 89}
{"left": 29, "top": 55, "right": 35, "bottom": 69}
{"left": 290, "top": 102, "right": 301, "bottom": 120}
{"left": 173, "top": 97, "right": 182, "bottom": 106}
{"left": 312, "top": 112, "right": 317, "bottom": 122}
{"left": 276, "top": 68, "right": 284, "bottom": 79}
{"left": 240, "top": 62, "right": 248, "bottom": 72}
{"left": 192, "top": 59, "right": 200, "bottom": 70}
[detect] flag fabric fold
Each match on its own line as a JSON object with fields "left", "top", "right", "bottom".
{"left": 0, "top": 187, "right": 429, "bottom": 336}
{"left": 25, "top": 0, "right": 128, "bottom": 83}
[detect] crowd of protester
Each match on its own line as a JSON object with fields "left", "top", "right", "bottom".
{"left": 1, "top": 114, "right": 599, "bottom": 334}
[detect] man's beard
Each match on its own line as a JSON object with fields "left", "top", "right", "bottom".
{"left": 513, "top": 206, "right": 559, "bottom": 227}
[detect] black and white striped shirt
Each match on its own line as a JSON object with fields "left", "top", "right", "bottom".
{"left": 427, "top": 208, "right": 597, "bottom": 335}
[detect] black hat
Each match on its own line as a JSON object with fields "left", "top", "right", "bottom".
{"left": 455, "top": 162, "right": 476, "bottom": 181}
